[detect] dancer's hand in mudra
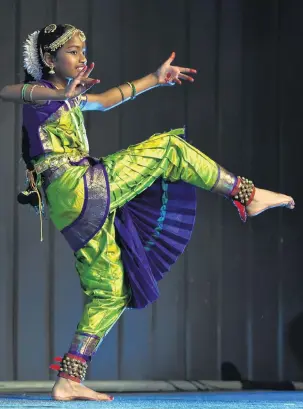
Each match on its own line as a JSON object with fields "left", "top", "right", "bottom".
{"left": 64, "top": 63, "right": 100, "bottom": 99}
{"left": 155, "top": 52, "right": 197, "bottom": 85}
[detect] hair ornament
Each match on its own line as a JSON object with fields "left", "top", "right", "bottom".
{"left": 44, "top": 24, "right": 57, "bottom": 33}
{"left": 23, "top": 30, "right": 43, "bottom": 81}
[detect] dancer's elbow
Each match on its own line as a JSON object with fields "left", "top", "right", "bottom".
{"left": 0, "top": 85, "right": 21, "bottom": 102}
{"left": 0, "top": 86, "right": 9, "bottom": 100}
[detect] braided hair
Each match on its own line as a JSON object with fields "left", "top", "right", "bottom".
{"left": 19, "top": 24, "right": 70, "bottom": 208}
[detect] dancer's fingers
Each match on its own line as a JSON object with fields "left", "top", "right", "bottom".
{"left": 165, "top": 51, "right": 176, "bottom": 65}
{"left": 83, "top": 78, "right": 100, "bottom": 91}
{"left": 79, "top": 78, "right": 100, "bottom": 87}
{"left": 75, "top": 66, "right": 88, "bottom": 79}
{"left": 69, "top": 66, "right": 88, "bottom": 91}
{"left": 173, "top": 77, "right": 182, "bottom": 85}
{"left": 177, "top": 67, "right": 197, "bottom": 74}
{"left": 178, "top": 73, "right": 194, "bottom": 82}
{"left": 83, "top": 62, "right": 94, "bottom": 78}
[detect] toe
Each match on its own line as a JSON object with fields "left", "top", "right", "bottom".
{"left": 96, "top": 393, "right": 113, "bottom": 401}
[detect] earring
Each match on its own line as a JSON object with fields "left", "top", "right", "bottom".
{"left": 49, "top": 66, "right": 55, "bottom": 75}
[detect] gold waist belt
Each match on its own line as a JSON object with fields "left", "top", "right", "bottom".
{"left": 34, "top": 153, "right": 86, "bottom": 175}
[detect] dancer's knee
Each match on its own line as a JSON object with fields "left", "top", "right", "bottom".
{"left": 81, "top": 278, "right": 130, "bottom": 301}
{"left": 166, "top": 133, "right": 186, "bottom": 148}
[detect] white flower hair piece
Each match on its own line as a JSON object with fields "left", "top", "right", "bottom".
{"left": 23, "top": 30, "right": 43, "bottom": 81}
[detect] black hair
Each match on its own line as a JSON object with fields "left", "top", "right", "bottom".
{"left": 20, "top": 24, "right": 71, "bottom": 208}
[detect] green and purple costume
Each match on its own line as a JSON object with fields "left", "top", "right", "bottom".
{"left": 23, "top": 80, "right": 241, "bottom": 379}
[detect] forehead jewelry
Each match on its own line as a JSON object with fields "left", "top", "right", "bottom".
{"left": 45, "top": 24, "right": 86, "bottom": 52}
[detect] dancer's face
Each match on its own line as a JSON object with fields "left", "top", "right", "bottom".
{"left": 50, "top": 33, "right": 87, "bottom": 80}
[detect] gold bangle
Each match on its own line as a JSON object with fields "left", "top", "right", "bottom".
{"left": 29, "top": 85, "right": 38, "bottom": 102}
{"left": 126, "top": 82, "right": 137, "bottom": 100}
{"left": 116, "top": 86, "right": 125, "bottom": 101}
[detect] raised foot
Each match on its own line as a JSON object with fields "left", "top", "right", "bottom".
{"left": 52, "top": 377, "right": 114, "bottom": 401}
{"left": 246, "top": 188, "right": 295, "bottom": 218}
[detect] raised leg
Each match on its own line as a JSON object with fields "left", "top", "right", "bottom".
{"left": 103, "top": 131, "right": 295, "bottom": 220}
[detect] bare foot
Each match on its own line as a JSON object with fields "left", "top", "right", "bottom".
{"left": 246, "top": 188, "right": 295, "bottom": 217}
{"left": 52, "top": 376, "right": 114, "bottom": 401}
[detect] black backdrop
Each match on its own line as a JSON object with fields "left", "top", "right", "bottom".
{"left": 0, "top": 0, "right": 302, "bottom": 382}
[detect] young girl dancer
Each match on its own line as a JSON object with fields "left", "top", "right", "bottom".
{"left": 0, "top": 24, "right": 294, "bottom": 401}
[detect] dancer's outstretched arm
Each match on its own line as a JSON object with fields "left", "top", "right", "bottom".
{"left": 83, "top": 52, "right": 197, "bottom": 111}
{"left": 0, "top": 53, "right": 196, "bottom": 107}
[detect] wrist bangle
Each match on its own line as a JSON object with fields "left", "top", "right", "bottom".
{"left": 116, "top": 86, "right": 125, "bottom": 101}
{"left": 126, "top": 82, "right": 137, "bottom": 100}
{"left": 58, "top": 89, "right": 68, "bottom": 101}
{"left": 29, "top": 85, "right": 38, "bottom": 102}
{"left": 21, "top": 84, "right": 31, "bottom": 103}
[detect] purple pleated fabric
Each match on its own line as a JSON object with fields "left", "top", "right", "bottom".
{"left": 114, "top": 179, "right": 197, "bottom": 309}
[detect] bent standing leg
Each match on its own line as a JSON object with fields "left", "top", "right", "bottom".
{"left": 51, "top": 211, "right": 130, "bottom": 401}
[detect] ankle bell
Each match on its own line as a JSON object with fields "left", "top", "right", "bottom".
{"left": 229, "top": 176, "right": 256, "bottom": 223}
{"left": 232, "top": 177, "right": 255, "bottom": 206}
{"left": 50, "top": 353, "right": 88, "bottom": 384}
